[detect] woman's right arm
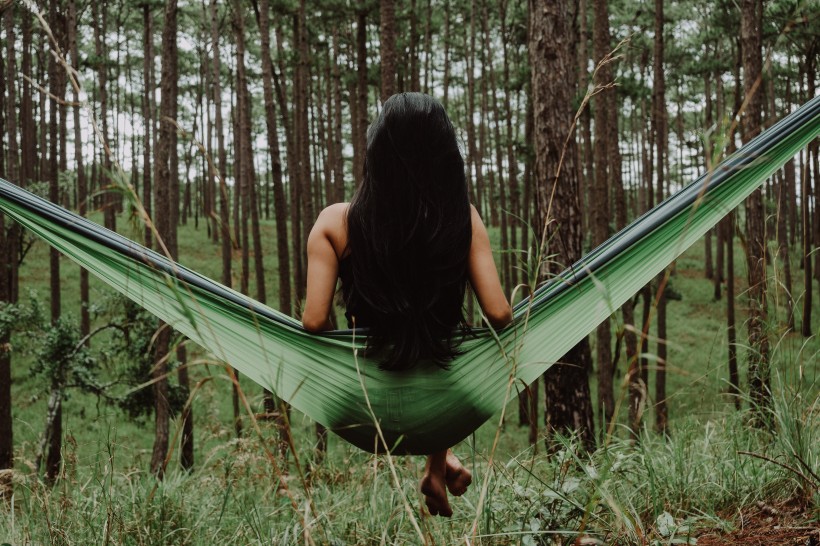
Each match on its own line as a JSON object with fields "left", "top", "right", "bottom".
{"left": 468, "top": 205, "right": 513, "bottom": 329}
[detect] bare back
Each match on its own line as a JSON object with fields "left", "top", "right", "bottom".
{"left": 302, "top": 203, "right": 511, "bottom": 332}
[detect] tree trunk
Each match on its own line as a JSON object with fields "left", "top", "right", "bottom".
{"left": 786, "top": 72, "right": 797, "bottom": 248}
{"left": 0, "top": 5, "right": 20, "bottom": 501}
{"left": 529, "top": 0, "right": 595, "bottom": 452}
{"left": 578, "top": 0, "right": 593, "bottom": 238}
{"left": 807, "top": 56, "right": 819, "bottom": 335}
{"left": 92, "top": 0, "right": 114, "bottom": 231}
{"left": 776, "top": 168, "right": 794, "bottom": 331}
{"left": 803, "top": 146, "right": 813, "bottom": 337}
{"left": 20, "top": 11, "right": 34, "bottom": 188}
{"left": 353, "top": 7, "right": 369, "bottom": 187}
{"left": 713, "top": 69, "right": 725, "bottom": 301}
{"left": 46, "top": 0, "right": 67, "bottom": 483}
{"left": 150, "top": 0, "right": 179, "bottom": 477}
{"left": 500, "top": 0, "right": 519, "bottom": 293}
{"left": 67, "top": 0, "right": 88, "bottom": 340}
{"left": 741, "top": 0, "right": 770, "bottom": 419}
{"left": 653, "top": 0, "right": 669, "bottom": 435}
{"left": 142, "top": 5, "right": 155, "bottom": 248}
{"left": 408, "top": 0, "right": 420, "bottom": 91}
{"left": 379, "top": 0, "right": 396, "bottom": 101}
{"left": 465, "top": 0, "right": 484, "bottom": 217}
{"left": 592, "top": 0, "right": 613, "bottom": 431}
{"left": 257, "top": 0, "right": 292, "bottom": 316}
{"left": 295, "top": 0, "right": 314, "bottom": 295}
{"left": 331, "top": 31, "right": 345, "bottom": 202}
{"left": 442, "top": 1, "right": 450, "bottom": 108}
{"left": 483, "top": 4, "right": 509, "bottom": 298}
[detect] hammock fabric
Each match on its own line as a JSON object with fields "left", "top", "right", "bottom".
{"left": 1, "top": 96, "right": 818, "bottom": 454}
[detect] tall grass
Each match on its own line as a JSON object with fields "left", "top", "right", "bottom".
{"left": 1, "top": 375, "right": 816, "bottom": 544}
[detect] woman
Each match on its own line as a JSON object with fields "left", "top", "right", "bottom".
{"left": 302, "top": 93, "right": 512, "bottom": 517}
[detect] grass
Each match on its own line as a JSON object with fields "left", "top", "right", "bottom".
{"left": 1, "top": 211, "right": 819, "bottom": 544}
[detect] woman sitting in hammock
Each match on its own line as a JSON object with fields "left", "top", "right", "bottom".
{"left": 302, "top": 92, "right": 512, "bottom": 518}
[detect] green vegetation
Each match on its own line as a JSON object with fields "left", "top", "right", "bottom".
{"left": 2, "top": 217, "right": 817, "bottom": 544}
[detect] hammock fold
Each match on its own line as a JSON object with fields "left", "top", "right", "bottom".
{"left": 1, "top": 95, "right": 818, "bottom": 454}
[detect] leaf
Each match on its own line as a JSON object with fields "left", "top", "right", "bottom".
{"left": 656, "top": 511, "right": 676, "bottom": 538}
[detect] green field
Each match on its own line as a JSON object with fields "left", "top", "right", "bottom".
{"left": 2, "top": 213, "right": 818, "bottom": 544}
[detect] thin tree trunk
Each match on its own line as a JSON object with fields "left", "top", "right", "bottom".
{"left": 776, "top": 168, "right": 795, "bottom": 331}
{"left": 466, "top": 0, "right": 484, "bottom": 217}
{"left": 68, "top": 0, "right": 89, "bottom": 339}
{"left": 500, "top": 0, "right": 518, "bottom": 292}
{"left": 295, "top": 0, "right": 314, "bottom": 294}
{"left": 703, "top": 70, "right": 723, "bottom": 286}
{"left": 578, "top": 0, "right": 593, "bottom": 238}
{"left": 45, "top": 0, "right": 67, "bottom": 484}
{"left": 150, "top": 0, "right": 179, "bottom": 477}
{"left": 423, "top": 0, "right": 432, "bottom": 93}
{"left": 353, "top": 7, "right": 368, "bottom": 187}
{"left": 442, "top": 1, "right": 450, "bottom": 108}
{"left": 92, "top": 0, "right": 114, "bottom": 231}
{"left": 592, "top": 0, "right": 613, "bottom": 430}
{"left": 803, "top": 147, "right": 813, "bottom": 337}
{"left": 0, "top": 5, "right": 20, "bottom": 501}
{"left": 786, "top": 71, "right": 797, "bottom": 248}
{"left": 257, "top": 0, "right": 291, "bottom": 316}
{"left": 741, "top": 0, "right": 770, "bottom": 418}
{"left": 408, "top": 0, "right": 420, "bottom": 91}
{"left": 725, "top": 213, "right": 740, "bottom": 408}
{"left": 142, "top": 5, "right": 155, "bottom": 248}
{"left": 379, "top": 0, "right": 396, "bottom": 101}
{"left": 20, "top": 11, "right": 34, "bottom": 188}
{"left": 483, "top": 5, "right": 509, "bottom": 297}
{"left": 332, "top": 31, "right": 344, "bottom": 203}
{"left": 807, "top": 56, "right": 819, "bottom": 335}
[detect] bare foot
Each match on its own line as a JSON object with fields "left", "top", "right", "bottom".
{"left": 420, "top": 472, "right": 453, "bottom": 517}
{"left": 421, "top": 452, "right": 453, "bottom": 517}
{"left": 445, "top": 450, "right": 472, "bottom": 497}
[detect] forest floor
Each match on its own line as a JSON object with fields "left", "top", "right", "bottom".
{"left": 696, "top": 500, "right": 819, "bottom": 545}
{"left": 2, "top": 215, "right": 819, "bottom": 544}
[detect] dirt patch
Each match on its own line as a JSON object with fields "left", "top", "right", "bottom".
{"left": 697, "top": 501, "right": 819, "bottom": 545}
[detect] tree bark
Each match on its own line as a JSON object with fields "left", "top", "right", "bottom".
{"left": 92, "top": 0, "right": 114, "bottom": 231}
{"left": 592, "top": 0, "right": 614, "bottom": 431}
{"left": 331, "top": 31, "right": 345, "bottom": 202}
{"left": 150, "top": 0, "right": 179, "bottom": 477}
{"left": 295, "top": 0, "right": 314, "bottom": 298}
{"left": 257, "top": 0, "right": 292, "bottom": 316}
{"left": 45, "top": 0, "right": 67, "bottom": 483}
{"left": 500, "top": 0, "right": 519, "bottom": 293}
{"left": 653, "top": 0, "right": 669, "bottom": 435}
{"left": 740, "top": 0, "right": 770, "bottom": 419}
{"left": 68, "top": 0, "right": 89, "bottom": 339}
{"left": 0, "top": 5, "right": 20, "bottom": 501}
{"left": 379, "top": 0, "right": 396, "bottom": 101}
{"left": 529, "top": 0, "right": 595, "bottom": 452}
{"left": 713, "top": 68, "right": 725, "bottom": 301}
{"left": 353, "top": 7, "right": 369, "bottom": 187}
{"left": 20, "top": 11, "right": 34, "bottom": 188}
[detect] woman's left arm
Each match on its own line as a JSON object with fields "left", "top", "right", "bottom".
{"left": 302, "top": 206, "right": 344, "bottom": 332}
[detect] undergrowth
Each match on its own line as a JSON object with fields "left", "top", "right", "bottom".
{"left": 1, "top": 377, "right": 816, "bottom": 544}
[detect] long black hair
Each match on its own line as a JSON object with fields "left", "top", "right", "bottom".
{"left": 344, "top": 93, "right": 472, "bottom": 371}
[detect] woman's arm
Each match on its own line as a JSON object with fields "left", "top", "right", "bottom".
{"left": 302, "top": 205, "right": 346, "bottom": 332}
{"left": 468, "top": 205, "right": 513, "bottom": 329}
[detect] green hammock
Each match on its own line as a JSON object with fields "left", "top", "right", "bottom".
{"left": 1, "top": 96, "right": 818, "bottom": 454}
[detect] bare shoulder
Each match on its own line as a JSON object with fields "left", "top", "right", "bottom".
{"left": 470, "top": 203, "right": 484, "bottom": 224}
{"left": 470, "top": 204, "right": 488, "bottom": 236}
{"left": 313, "top": 203, "right": 350, "bottom": 258}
